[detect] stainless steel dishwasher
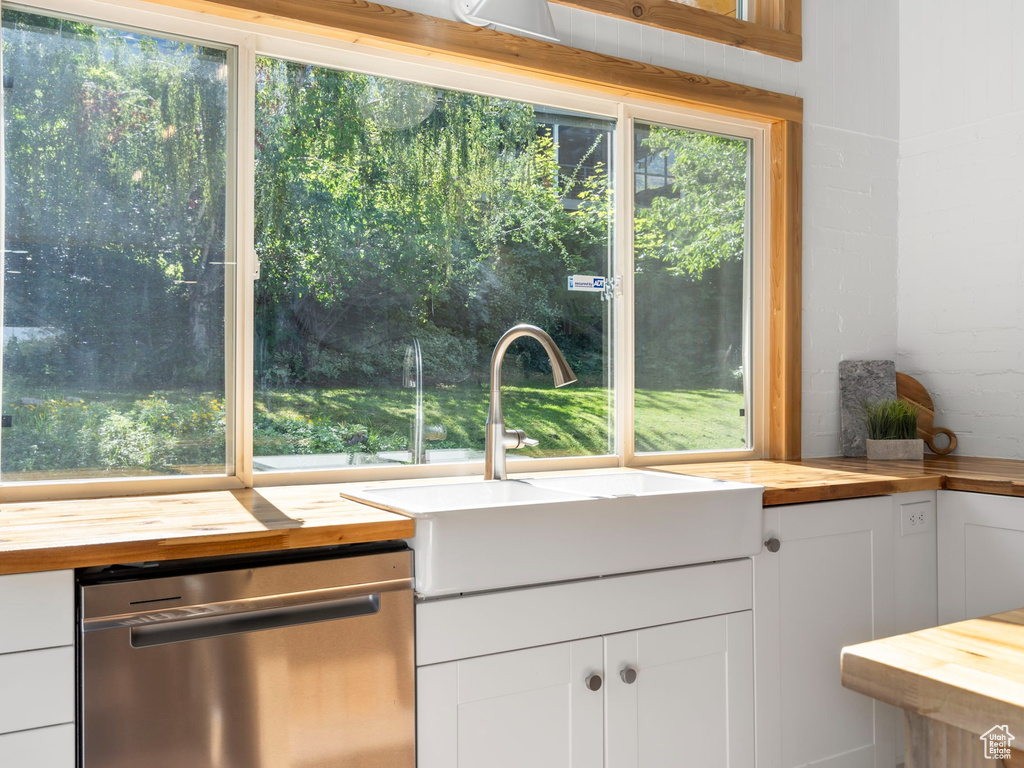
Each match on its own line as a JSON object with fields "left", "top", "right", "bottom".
{"left": 78, "top": 544, "right": 414, "bottom": 768}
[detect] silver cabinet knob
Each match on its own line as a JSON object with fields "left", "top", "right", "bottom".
{"left": 765, "top": 538, "right": 781, "bottom": 553}
{"left": 585, "top": 674, "right": 603, "bottom": 691}
{"left": 620, "top": 666, "right": 638, "bottom": 684}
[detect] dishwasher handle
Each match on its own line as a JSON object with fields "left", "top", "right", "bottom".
{"left": 130, "top": 593, "right": 381, "bottom": 648}
{"left": 83, "top": 575, "right": 411, "bottom": 648}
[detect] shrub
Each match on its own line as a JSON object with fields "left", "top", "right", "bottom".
{"left": 253, "top": 411, "right": 405, "bottom": 457}
{"left": 98, "top": 412, "right": 173, "bottom": 469}
{"left": 2, "top": 394, "right": 226, "bottom": 474}
{"left": 1, "top": 398, "right": 104, "bottom": 472}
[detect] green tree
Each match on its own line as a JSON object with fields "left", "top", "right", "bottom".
{"left": 3, "top": 10, "right": 228, "bottom": 388}
{"left": 634, "top": 127, "right": 748, "bottom": 278}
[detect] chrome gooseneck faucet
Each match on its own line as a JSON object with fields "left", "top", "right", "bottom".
{"left": 485, "top": 324, "right": 577, "bottom": 481}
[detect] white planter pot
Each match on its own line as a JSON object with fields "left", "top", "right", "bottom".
{"left": 866, "top": 438, "right": 924, "bottom": 461}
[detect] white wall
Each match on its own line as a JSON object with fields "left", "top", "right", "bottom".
{"left": 899, "top": 0, "right": 1024, "bottom": 458}
{"left": 386, "top": 0, "right": 901, "bottom": 457}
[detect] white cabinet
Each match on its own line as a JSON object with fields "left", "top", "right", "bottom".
{"left": 937, "top": 490, "right": 1024, "bottom": 623}
{"left": 755, "top": 495, "right": 898, "bottom": 768}
{"left": 0, "top": 570, "right": 73, "bottom": 654}
{"left": 605, "top": 613, "right": 753, "bottom": 768}
{"left": 417, "top": 560, "right": 754, "bottom": 768}
{"left": 419, "top": 613, "right": 753, "bottom": 768}
{"left": 0, "top": 570, "right": 75, "bottom": 768}
{"left": 418, "top": 638, "right": 603, "bottom": 768}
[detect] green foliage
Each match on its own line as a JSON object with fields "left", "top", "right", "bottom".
{"left": 635, "top": 127, "right": 748, "bottom": 279}
{"left": 863, "top": 399, "right": 919, "bottom": 441}
{"left": 255, "top": 384, "right": 743, "bottom": 460}
{"left": 253, "top": 412, "right": 404, "bottom": 457}
{"left": 2, "top": 9, "right": 228, "bottom": 389}
{"left": 253, "top": 57, "right": 612, "bottom": 391}
{"left": 98, "top": 412, "right": 173, "bottom": 469}
{"left": 0, "top": 394, "right": 225, "bottom": 474}
{"left": 3, "top": 398, "right": 105, "bottom": 471}
{"left": 3, "top": 337, "right": 72, "bottom": 383}
{"left": 1, "top": 13, "right": 753, "bottom": 473}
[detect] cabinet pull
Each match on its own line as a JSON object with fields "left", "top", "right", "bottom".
{"left": 585, "top": 673, "right": 603, "bottom": 691}
{"left": 764, "top": 538, "right": 782, "bottom": 553}
{"left": 620, "top": 666, "right": 638, "bottom": 684}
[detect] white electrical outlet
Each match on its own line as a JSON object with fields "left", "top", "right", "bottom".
{"left": 900, "top": 501, "right": 935, "bottom": 535}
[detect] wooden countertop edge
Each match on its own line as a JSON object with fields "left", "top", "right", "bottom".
{"left": 944, "top": 476, "right": 1024, "bottom": 497}
{"left": 0, "top": 517, "right": 414, "bottom": 576}
{"left": 841, "top": 647, "right": 1024, "bottom": 736}
{"left": 760, "top": 475, "right": 945, "bottom": 505}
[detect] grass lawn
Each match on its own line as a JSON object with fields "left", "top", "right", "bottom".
{"left": 257, "top": 382, "right": 746, "bottom": 457}
{"left": 0, "top": 381, "right": 746, "bottom": 476}
{"left": 634, "top": 388, "right": 747, "bottom": 453}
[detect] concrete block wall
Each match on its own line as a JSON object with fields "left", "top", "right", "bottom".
{"left": 899, "top": 0, "right": 1024, "bottom": 458}
{"left": 387, "top": 0, "right": 901, "bottom": 457}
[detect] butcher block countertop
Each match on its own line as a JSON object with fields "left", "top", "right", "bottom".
{"left": 841, "top": 610, "right": 1024, "bottom": 763}
{"left": 660, "top": 455, "right": 1024, "bottom": 506}
{"left": 0, "top": 484, "right": 414, "bottom": 576}
{"left": 4, "top": 456, "right": 1024, "bottom": 575}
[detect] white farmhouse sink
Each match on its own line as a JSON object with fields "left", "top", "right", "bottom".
{"left": 340, "top": 470, "right": 763, "bottom": 597}
{"left": 523, "top": 470, "right": 734, "bottom": 498}
{"left": 343, "top": 478, "right": 586, "bottom": 514}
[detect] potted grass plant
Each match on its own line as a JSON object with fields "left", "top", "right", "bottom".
{"left": 863, "top": 399, "right": 923, "bottom": 460}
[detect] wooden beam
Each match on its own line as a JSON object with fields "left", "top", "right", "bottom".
{"left": 550, "top": 0, "right": 802, "bottom": 61}
{"left": 768, "top": 120, "right": 802, "bottom": 460}
{"left": 141, "top": 0, "right": 802, "bottom": 122}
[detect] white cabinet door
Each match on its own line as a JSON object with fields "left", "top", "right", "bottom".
{"left": 0, "top": 723, "right": 75, "bottom": 768}
{"left": 755, "top": 496, "right": 896, "bottom": 768}
{"left": 0, "top": 571, "right": 73, "bottom": 655}
{"left": 417, "top": 637, "right": 604, "bottom": 768}
{"left": 0, "top": 647, "right": 74, "bottom": 735}
{"left": 938, "top": 490, "right": 1024, "bottom": 623}
{"left": 0, "top": 570, "right": 75, "bottom": 768}
{"left": 605, "top": 611, "right": 754, "bottom": 768}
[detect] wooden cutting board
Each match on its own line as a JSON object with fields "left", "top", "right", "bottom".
{"left": 896, "top": 372, "right": 957, "bottom": 455}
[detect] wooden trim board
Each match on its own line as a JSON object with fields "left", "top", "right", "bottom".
{"left": 141, "top": 0, "right": 802, "bottom": 122}
{"left": 550, "top": 0, "right": 802, "bottom": 61}
{"left": 769, "top": 120, "right": 802, "bottom": 460}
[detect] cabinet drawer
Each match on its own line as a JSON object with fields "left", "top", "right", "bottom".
{"left": 0, "top": 647, "right": 74, "bottom": 734}
{"left": 418, "top": 559, "right": 752, "bottom": 666}
{"left": 0, "top": 723, "right": 74, "bottom": 768}
{"left": 0, "top": 571, "right": 73, "bottom": 654}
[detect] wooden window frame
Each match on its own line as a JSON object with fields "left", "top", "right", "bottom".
{"left": 142, "top": 0, "right": 800, "bottom": 461}
{"left": 551, "top": 0, "right": 802, "bottom": 61}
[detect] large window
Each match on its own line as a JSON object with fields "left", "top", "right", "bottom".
{"left": 1, "top": 8, "right": 232, "bottom": 483}
{"left": 0, "top": 1, "right": 788, "bottom": 497}
{"left": 252, "top": 60, "right": 615, "bottom": 471}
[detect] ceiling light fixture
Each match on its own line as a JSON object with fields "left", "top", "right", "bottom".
{"left": 452, "top": 0, "right": 560, "bottom": 43}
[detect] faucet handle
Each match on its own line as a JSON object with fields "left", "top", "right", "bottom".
{"left": 508, "top": 430, "right": 539, "bottom": 449}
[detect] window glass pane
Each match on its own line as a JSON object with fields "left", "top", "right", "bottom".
{"left": 633, "top": 121, "right": 750, "bottom": 454}
{"left": 1, "top": 10, "right": 231, "bottom": 481}
{"left": 253, "top": 58, "right": 614, "bottom": 471}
